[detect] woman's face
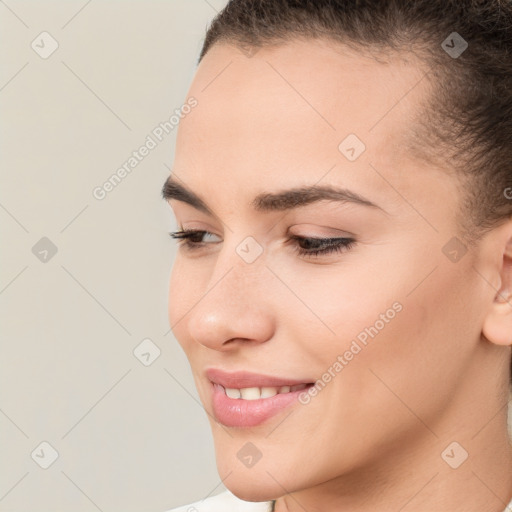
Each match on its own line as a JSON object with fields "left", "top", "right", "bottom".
{"left": 165, "top": 40, "right": 500, "bottom": 501}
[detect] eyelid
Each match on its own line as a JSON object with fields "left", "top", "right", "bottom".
{"left": 171, "top": 224, "right": 355, "bottom": 243}
{"left": 287, "top": 225, "right": 356, "bottom": 239}
{"left": 170, "top": 228, "right": 222, "bottom": 242}
{"left": 169, "top": 228, "right": 357, "bottom": 260}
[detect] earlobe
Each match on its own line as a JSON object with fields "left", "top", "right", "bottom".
{"left": 482, "top": 295, "right": 512, "bottom": 346}
{"left": 482, "top": 233, "right": 512, "bottom": 346}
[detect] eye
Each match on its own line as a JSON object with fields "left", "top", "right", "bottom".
{"left": 169, "top": 229, "right": 356, "bottom": 259}
{"left": 169, "top": 228, "right": 221, "bottom": 248}
{"left": 287, "top": 234, "right": 356, "bottom": 258}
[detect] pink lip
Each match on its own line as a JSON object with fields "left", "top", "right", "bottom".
{"left": 206, "top": 368, "right": 310, "bottom": 388}
{"left": 206, "top": 368, "right": 313, "bottom": 428}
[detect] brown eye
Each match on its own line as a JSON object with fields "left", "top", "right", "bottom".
{"left": 169, "top": 229, "right": 221, "bottom": 249}
{"left": 288, "top": 235, "right": 356, "bottom": 258}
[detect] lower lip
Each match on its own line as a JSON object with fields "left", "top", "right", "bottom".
{"left": 210, "top": 382, "right": 310, "bottom": 427}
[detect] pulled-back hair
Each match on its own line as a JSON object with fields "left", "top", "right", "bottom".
{"left": 198, "top": 0, "right": 512, "bottom": 384}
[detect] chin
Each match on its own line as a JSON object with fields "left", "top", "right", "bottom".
{"left": 216, "top": 452, "right": 307, "bottom": 503}
{"left": 213, "top": 451, "right": 281, "bottom": 501}
{"left": 223, "top": 478, "right": 282, "bottom": 503}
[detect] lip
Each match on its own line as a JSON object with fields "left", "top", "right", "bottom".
{"left": 206, "top": 368, "right": 311, "bottom": 388}
{"left": 206, "top": 368, "right": 314, "bottom": 428}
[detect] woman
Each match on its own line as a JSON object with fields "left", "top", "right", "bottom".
{"left": 163, "top": 0, "right": 512, "bottom": 510}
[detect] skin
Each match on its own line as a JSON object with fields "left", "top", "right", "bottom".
{"left": 165, "top": 39, "right": 512, "bottom": 512}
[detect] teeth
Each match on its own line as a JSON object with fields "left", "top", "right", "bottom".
{"left": 240, "top": 387, "right": 261, "bottom": 400}
{"left": 223, "top": 385, "right": 306, "bottom": 399}
{"left": 260, "top": 387, "right": 278, "bottom": 398}
{"left": 225, "top": 388, "right": 241, "bottom": 399}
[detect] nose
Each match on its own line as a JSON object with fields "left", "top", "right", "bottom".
{"left": 184, "top": 256, "right": 276, "bottom": 352}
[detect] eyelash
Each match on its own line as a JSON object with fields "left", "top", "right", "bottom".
{"left": 168, "top": 229, "right": 356, "bottom": 258}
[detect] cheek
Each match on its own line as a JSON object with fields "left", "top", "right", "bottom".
{"left": 292, "top": 257, "right": 477, "bottom": 430}
{"left": 335, "top": 267, "right": 479, "bottom": 430}
{"left": 167, "top": 262, "right": 180, "bottom": 328}
{"left": 278, "top": 262, "right": 402, "bottom": 361}
{"left": 167, "top": 257, "right": 195, "bottom": 350}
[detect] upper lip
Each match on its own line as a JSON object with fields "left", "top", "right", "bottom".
{"left": 206, "top": 368, "right": 312, "bottom": 389}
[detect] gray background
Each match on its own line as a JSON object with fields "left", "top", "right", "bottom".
{"left": 3, "top": 2, "right": 512, "bottom": 512}
{"left": 0, "top": 1, "right": 229, "bottom": 511}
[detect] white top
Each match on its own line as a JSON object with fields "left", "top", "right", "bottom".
{"left": 167, "top": 490, "right": 512, "bottom": 512}
{"left": 166, "top": 490, "right": 272, "bottom": 511}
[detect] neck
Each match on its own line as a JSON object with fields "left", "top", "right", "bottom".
{"left": 274, "top": 397, "right": 512, "bottom": 512}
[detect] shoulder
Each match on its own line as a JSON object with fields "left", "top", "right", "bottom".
{"left": 165, "top": 490, "right": 272, "bottom": 512}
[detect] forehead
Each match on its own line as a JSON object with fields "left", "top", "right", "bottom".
{"left": 184, "top": 39, "right": 429, "bottom": 141}
{"left": 173, "top": 39, "right": 447, "bottom": 214}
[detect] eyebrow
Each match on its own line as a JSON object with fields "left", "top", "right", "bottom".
{"left": 161, "top": 175, "right": 385, "bottom": 215}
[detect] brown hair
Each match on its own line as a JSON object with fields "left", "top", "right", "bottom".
{"left": 198, "top": 0, "right": 512, "bottom": 383}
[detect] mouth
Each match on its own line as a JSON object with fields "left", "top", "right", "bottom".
{"left": 219, "top": 382, "right": 310, "bottom": 399}
{"left": 206, "top": 368, "right": 315, "bottom": 428}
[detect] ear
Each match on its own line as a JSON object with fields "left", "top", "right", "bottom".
{"left": 482, "top": 225, "right": 512, "bottom": 346}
